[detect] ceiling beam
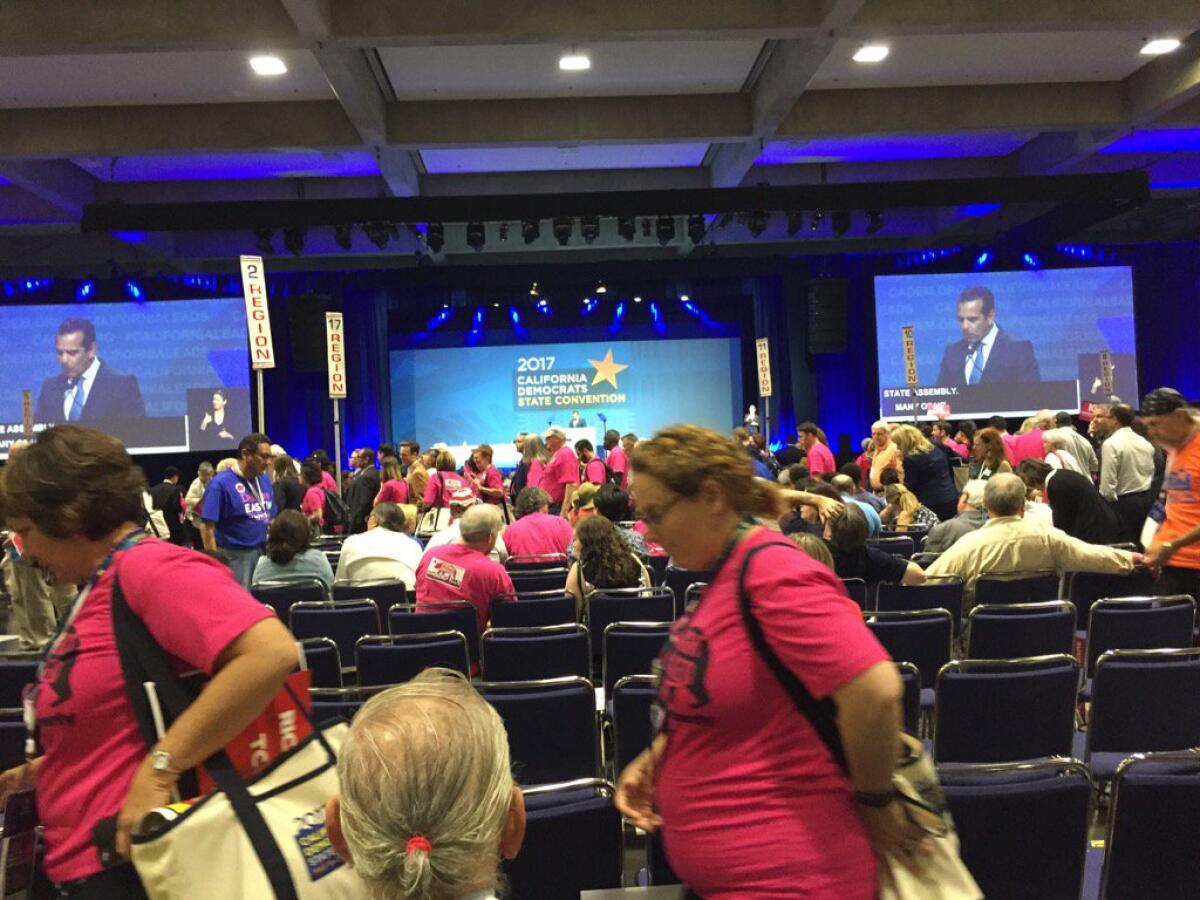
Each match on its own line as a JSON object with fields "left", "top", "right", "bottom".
{"left": 0, "top": 159, "right": 96, "bottom": 219}
{"left": 848, "top": 0, "right": 1200, "bottom": 36}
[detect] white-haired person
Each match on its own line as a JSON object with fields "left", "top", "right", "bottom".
{"left": 416, "top": 505, "right": 514, "bottom": 633}
{"left": 868, "top": 420, "right": 903, "bottom": 489}
{"left": 325, "top": 668, "right": 525, "bottom": 900}
{"left": 1041, "top": 428, "right": 1089, "bottom": 477}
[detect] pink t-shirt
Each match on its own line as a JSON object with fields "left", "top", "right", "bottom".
{"left": 583, "top": 458, "right": 608, "bottom": 485}
{"left": 541, "top": 446, "right": 580, "bottom": 505}
{"left": 416, "top": 544, "right": 515, "bottom": 632}
{"left": 1010, "top": 429, "right": 1045, "bottom": 464}
{"left": 806, "top": 441, "right": 836, "bottom": 476}
{"left": 423, "top": 471, "right": 476, "bottom": 508}
{"left": 503, "top": 512, "right": 574, "bottom": 557}
{"left": 655, "top": 530, "right": 887, "bottom": 898}
{"left": 526, "top": 459, "right": 545, "bottom": 490}
{"left": 468, "top": 465, "right": 504, "bottom": 504}
{"left": 942, "top": 437, "right": 969, "bottom": 459}
{"left": 35, "top": 539, "right": 273, "bottom": 881}
{"left": 631, "top": 520, "right": 668, "bottom": 557}
{"left": 606, "top": 446, "right": 629, "bottom": 490}
{"left": 320, "top": 470, "right": 337, "bottom": 492}
{"left": 376, "top": 479, "right": 409, "bottom": 505}
{"left": 302, "top": 484, "right": 325, "bottom": 524}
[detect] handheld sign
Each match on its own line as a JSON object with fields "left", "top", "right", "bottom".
{"left": 901, "top": 326, "right": 919, "bottom": 386}
{"left": 239, "top": 255, "right": 276, "bottom": 370}
{"left": 755, "top": 337, "right": 772, "bottom": 397}
{"left": 20, "top": 390, "right": 32, "bottom": 437}
{"left": 325, "top": 312, "right": 347, "bottom": 399}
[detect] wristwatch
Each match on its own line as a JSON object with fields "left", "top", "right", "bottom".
{"left": 150, "top": 750, "right": 180, "bottom": 775}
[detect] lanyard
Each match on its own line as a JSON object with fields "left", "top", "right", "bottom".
{"left": 680, "top": 517, "right": 757, "bottom": 618}
{"left": 242, "top": 473, "right": 264, "bottom": 509}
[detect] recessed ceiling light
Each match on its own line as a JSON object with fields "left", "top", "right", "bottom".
{"left": 1141, "top": 38, "right": 1181, "bottom": 55}
{"left": 853, "top": 44, "right": 889, "bottom": 63}
{"left": 559, "top": 53, "right": 591, "bottom": 72}
{"left": 249, "top": 55, "right": 287, "bottom": 76}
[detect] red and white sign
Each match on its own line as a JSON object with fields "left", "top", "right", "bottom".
{"left": 325, "top": 312, "right": 347, "bottom": 399}
{"left": 239, "top": 255, "right": 276, "bottom": 370}
{"left": 755, "top": 337, "right": 772, "bottom": 397}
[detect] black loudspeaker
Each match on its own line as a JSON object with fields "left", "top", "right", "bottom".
{"left": 287, "top": 295, "right": 336, "bottom": 372}
{"left": 806, "top": 279, "right": 848, "bottom": 354}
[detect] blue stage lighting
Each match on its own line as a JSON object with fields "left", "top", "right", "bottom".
{"left": 536, "top": 299, "right": 552, "bottom": 316}
{"left": 76, "top": 280, "right": 94, "bottom": 301}
{"left": 614, "top": 301, "right": 625, "bottom": 322}
{"left": 125, "top": 279, "right": 144, "bottom": 300}
{"left": 648, "top": 302, "right": 660, "bottom": 322}
{"left": 425, "top": 307, "right": 452, "bottom": 330}
{"left": 473, "top": 307, "right": 485, "bottom": 329}
{"left": 1022, "top": 252, "right": 1040, "bottom": 269}
{"left": 581, "top": 297, "right": 599, "bottom": 316}
{"left": 975, "top": 250, "right": 991, "bottom": 268}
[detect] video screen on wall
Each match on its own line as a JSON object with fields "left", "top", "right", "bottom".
{"left": 0, "top": 298, "right": 252, "bottom": 458}
{"left": 390, "top": 337, "right": 743, "bottom": 467}
{"left": 874, "top": 266, "right": 1137, "bottom": 419}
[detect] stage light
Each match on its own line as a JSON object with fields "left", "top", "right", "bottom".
{"left": 866, "top": 210, "right": 885, "bottom": 234}
{"left": 853, "top": 44, "right": 889, "bottom": 63}
{"left": 809, "top": 210, "right": 824, "bottom": 231}
{"left": 633, "top": 295, "right": 642, "bottom": 303}
{"left": 581, "top": 297, "right": 599, "bottom": 316}
{"left": 1023, "top": 252, "right": 1040, "bottom": 269}
{"left": 76, "top": 280, "right": 94, "bottom": 301}
{"left": 473, "top": 307, "right": 485, "bottom": 329}
{"left": 536, "top": 299, "right": 552, "bottom": 316}
{"left": 249, "top": 55, "right": 287, "bottom": 76}
{"left": 559, "top": 53, "right": 591, "bottom": 71}
{"left": 680, "top": 293, "right": 689, "bottom": 302}
{"left": 364, "top": 221, "right": 398, "bottom": 250}
{"left": 617, "top": 217, "right": 636, "bottom": 241}
{"left": 747, "top": 210, "right": 769, "bottom": 237}
{"left": 521, "top": 219, "right": 541, "bottom": 244}
{"left": 529, "top": 281, "right": 539, "bottom": 297}
{"left": 426, "top": 307, "right": 452, "bottom": 330}
{"left": 786, "top": 211, "right": 804, "bottom": 236}
{"left": 253, "top": 229, "right": 274, "bottom": 254}
{"left": 686, "top": 214, "right": 706, "bottom": 244}
{"left": 580, "top": 215, "right": 600, "bottom": 244}
{"left": 125, "top": 279, "right": 143, "bottom": 301}
{"left": 282, "top": 225, "right": 306, "bottom": 256}
{"left": 656, "top": 215, "right": 676, "bottom": 245}
{"left": 831, "top": 210, "right": 851, "bottom": 237}
{"left": 1141, "top": 38, "right": 1181, "bottom": 55}
{"left": 498, "top": 222, "right": 509, "bottom": 241}
{"left": 334, "top": 224, "right": 353, "bottom": 250}
{"left": 641, "top": 219, "right": 651, "bottom": 238}
{"left": 649, "top": 302, "right": 661, "bottom": 323}
{"left": 553, "top": 216, "right": 573, "bottom": 246}
{"left": 975, "top": 250, "right": 991, "bottom": 269}
{"left": 466, "top": 221, "right": 486, "bottom": 252}
{"left": 681, "top": 299, "right": 700, "bottom": 316}
{"left": 612, "top": 301, "right": 626, "bottom": 326}
{"left": 595, "top": 280, "right": 607, "bottom": 294}
{"left": 426, "top": 223, "right": 445, "bottom": 253}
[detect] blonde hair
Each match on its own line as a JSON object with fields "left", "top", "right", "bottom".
{"left": 789, "top": 532, "right": 834, "bottom": 570}
{"left": 215, "top": 457, "right": 238, "bottom": 473}
{"left": 884, "top": 483, "right": 921, "bottom": 516}
{"left": 890, "top": 424, "right": 933, "bottom": 456}
{"left": 432, "top": 449, "right": 457, "bottom": 472}
{"left": 397, "top": 503, "right": 419, "bottom": 535}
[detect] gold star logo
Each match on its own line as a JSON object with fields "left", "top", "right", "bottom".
{"left": 587, "top": 349, "right": 629, "bottom": 389}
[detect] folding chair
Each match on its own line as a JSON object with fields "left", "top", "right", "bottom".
{"left": 508, "top": 567, "right": 570, "bottom": 594}
{"left": 1084, "top": 595, "right": 1196, "bottom": 679}
{"left": 296, "top": 637, "right": 342, "bottom": 688}
{"left": 682, "top": 582, "right": 707, "bottom": 614}
{"left": 288, "top": 599, "right": 381, "bottom": 673}
{"left": 251, "top": 577, "right": 329, "bottom": 618}
{"left": 602, "top": 621, "right": 670, "bottom": 699}
{"left": 610, "top": 674, "right": 656, "bottom": 774}
{"left": 505, "top": 554, "right": 569, "bottom": 571}
{"left": 355, "top": 632, "right": 470, "bottom": 686}
{"left": 876, "top": 577, "right": 965, "bottom": 632}
{"left": 933, "top": 655, "right": 1079, "bottom": 763}
{"left": 645, "top": 554, "right": 669, "bottom": 587}
{"left": 480, "top": 624, "right": 591, "bottom": 681}
{"left": 488, "top": 591, "right": 576, "bottom": 628}
{"left": 333, "top": 578, "right": 409, "bottom": 609}
{"left": 479, "top": 677, "right": 600, "bottom": 785}
{"left": 863, "top": 608, "right": 953, "bottom": 711}
{"left": 840, "top": 577, "right": 868, "bottom": 608}
{"left": 309, "top": 686, "right": 371, "bottom": 724}
{"left": 1078, "top": 647, "right": 1200, "bottom": 782}
{"left": 389, "top": 601, "right": 480, "bottom": 668}
{"left": 1096, "top": 749, "right": 1200, "bottom": 900}
{"left": 0, "top": 657, "right": 40, "bottom": 708}
{"left": 504, "top": 778, "right": 622, "bottom": 900}
{"left": 868, "top": 535, "right": 916, "bottom": 559}
{"left": 965, "top": 601, "right": 1077, "bottom": 659}
{"left": 896, "top": 660, "right": 921, "bottom": 736}
{"left": 588, "top": 588, "right": 674, "bottom": 647}
{"left": 973, "top": 571, "right": 1061, "bottom": 606}
{"left": 940, "top": 758, "right": 1091, "bottom": 900}
{"left": 1065, "top": 568, "right": 1156, "bottom": 631}
{"left": 664, "top": 566, "right": 712, "bottom": 616}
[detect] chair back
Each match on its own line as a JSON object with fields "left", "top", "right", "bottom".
{"left": 840, "top": 577, "right": 868, "bottom": 608}
{"left": 602, "top": 622, "right": 670, "bottom": 697}
{"left": 509, "top": 567, "right": 570, "bottom": 594}
{"left": 309, "top": 686, "right": 371, "bottom": 725}
{"left": 251, "top": 578, "right": 329, "bottom": 617}
{"left": 876, "top": 578, "right": 965, "bottom": 631}
{"left": 1102, "top": 750, "right": 1200, "bottom": 900}
{"left": 965, "top": 600, "right": 1076, "bottom": 659}
{"left": 1084, "top": 594, "right": 1196, "bottom": 676}
{"left": 973, "top": 571, "right": 1061, "bottom": 606}
{"left": 588, "top": 588, "right": 674, "bottom": 646}
{"left": 895, "top": 661, "right": 920, "bottom": 735}
{"left": 504, "top": 779, "right": 622, "bottom": 900}
{"left": 646, "top": 555, "right": 670, "bottom": 587}
{"left": 333, "top": 579, "right": 409, "bottom": 608}
{"left": 479, "top": 677, "right": 599, "bottom": 785}
{"left": 664, "top": 567, "right": 712, "bottom": 616}
{"left": 389, "top": 601, "right": 479, "bottom": 666}
{"left": 940, "top": 759, "right": 1091, "bottom": 900}
{"left": 288, "top": 600, "right": 381, "bottom": 670}
{"left": 505, "top": 554, "right": 568, "bottom": 571}
{"left": 0, "top": 658, "right": 39, "bottom": 708}
{"left": 1088, "top": 648, "right": 1200, "bottom": 757}
{"left": 863, "top": 609, "right": 952, "bottom": 689}
{"left": 297, "top": 637, "right": 342, "bottom": 688}
{"left": 489, "top": 591, "right": 576, "bottom": 627}
{"left": 611, "top": 675, "right": 657, "bottom": 773}
{"left": 355, "top": 631, "right": 470, "bottom": 686}
{"left": 868, "top": 535, "right": 916, "bottom": 559}
{"left": 933, "top": 655, "right": 1079, "bottom": 763}
{"left": 1065, "top": 568, "right": 1156, "bottom": 630}
{"left": 0, "top": 716, "right": 24, "bottom": 771}
{"left": 480, "top": 625, "right": 591, "bottom": 681}
{"left": 911, "top": 551, "right": 941, "bottom": 568}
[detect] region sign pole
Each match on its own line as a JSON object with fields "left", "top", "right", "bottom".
{"left": 755, "top": 337, "right": 773, "bottom": 440}
{"left": 901, "top": 325, "right": 919, "bottom": 424}
{"left": 239, "top": 255, "right": 276, "bottom": 434}
{"left": 326, "top": 312, "right": 348, "bottom": 492}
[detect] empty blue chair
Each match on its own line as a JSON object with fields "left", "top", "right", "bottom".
{"left": 355, "top": 631, "right": 470, "bottom": 686}
{"left": 863, "top": 609, "right": 953, "bottom": 709}
{"left": 481, "top": 624, "right": 590, "bottom": 681}
{"left": 297, "top": 637, "right": 342, "bottom": 688}
{"left": 488, "top": 591, "right": 576, "bottom": 627}
{"left": 289, "top": 599, "right": 381, "bottom": 671}
{"left": 252, "top": 577, "right": 329, "bottom": 618}
{"left": 309, "top": 686, "right": 368, "bottom": 724}
{"left": 664, "top": 566, "right": 711, "bottom": 616}
{"left": 508, "top": 567, "right": 570, "bottom": 594}
{"left": 602, "top": 621, "right": 670, "bottom": 698}
{"left": 1084, "top": 595, "right": 1196, "bottom": 678}
{"left": 840, "top": 577, "right": 868, "bottom": 608}
{"left": 876, "top": 577, "right": 965, "bottom": 631}
{"left": 611, "top": 674, "right": 656, "bottom": 774}
{"left": 646, "top": 554, "right": 669, "bottom": 587}
{"left": 1096, "top": 750, "right": 1200, "bottom": 900}
{"left": 479, "top": 677, "right": 599, "bottom": 785}
{"left": 588, "top": 588, "right": 674, "bottom": 645}
{"left": 1065, "top": 568, "right": 1156, "bottom": 631}
{"left": 505, "top": 779, "right": 622, "bottom": 900}
{"left": 869, "top": 534, "right": 916, "bottom": 558}
{"left": 940, "top": 758, "right": 1091, "bottom": 900}
{"left": 934, "top": 655, "right": 1079, "bottom": 763}
{"left": 896, "top": 661, "right": 920, "bottom": 735}
{"left": 973, "top": 571, "right": 1060, "bottom": 606}
{"left": 1080, "top": 647, "right": 1200, "bottom": 781}
{"left": 0, "top": 658, "right": 40, "bottom": 708}
{"left": 333, "top": 578, "right": 409, "bottom": 609}
{"left": 389, "top": 601, "right": 480, "bottom": 668}
{"left": 966, "top": 601, "right": 1076, "bottom": 659}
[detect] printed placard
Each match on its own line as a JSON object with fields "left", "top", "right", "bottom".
{"left": 755, "top": 337, "right": 772, "bottom": 397}
{"left": 901, "top": 325, "right": 919, "bottom": 386}
{"left": 239, "top": 255, "right": 276, "bottom": 370}
{"left": 325, "top": 312, "right": 347, "bottom": 399}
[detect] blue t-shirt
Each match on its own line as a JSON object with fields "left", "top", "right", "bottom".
{"left": 201, "top": 468, "right": 274, "bottom": 549}
{"left": 841, "top": 493, "right": 882, "bottom": 537}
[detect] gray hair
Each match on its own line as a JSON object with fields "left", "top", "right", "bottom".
{"left": 830, "top": 474, "right": 855, "bottom": 495}
{"left": 373, "top": 502, "right": 407, "bottom": 533}
{"left": 336, "top": 669, "right": 513, "bottom": 899}
{"left": 870, "top": 420, "right": 891, "bottom": 434}
{"left": 1042, "top": 428, "right": 1069, "bottom": 450}
{"left": 514, "top": 486, "right": 550, "bottom": 519}
{"left": 459, "top": 504, "right": 502, "bottom": 542}
{"left": 197, "top": 461, "right": 214, "bottom": 476}
{"left": 984, "top": 473, "right": 1027, "bottom": 517}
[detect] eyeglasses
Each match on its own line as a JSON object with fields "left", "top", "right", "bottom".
{"left": 637, "top": 493, "right": 685, "bottom": 526}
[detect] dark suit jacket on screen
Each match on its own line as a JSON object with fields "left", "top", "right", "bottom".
{"left": 34, "top": 361, "right": 146, "bottom": 424}
{"left": 935, "top": 329, "right": 1041, "bottom": 387}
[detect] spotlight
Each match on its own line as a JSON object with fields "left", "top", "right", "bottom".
{"left": 595, "top": 280, "right": 607, "bottom": 294}
{"left": 334, "top": 224, "right": 353, "bottom": 250}
{"left": 633, "top": 295, "right": 642, "bottom": 303}
{"left": 364, "top": 221, "right": 399, "bottom": 250}
{"left": 617, "top": 217, "right": 636, "bottom": 241}
{"left": 498, "top": 222, "right": 509, "bottom": 241}
{"left": 282, "top": 225, "right": 307, "bottom": 256}
{"left": 76, "top": 279, "right": 94, "bottom": 301}
{"left": 580, "top": 215, "right": 600, "bottom": 244}
{"left": 466, "top": 221, "right": 486, "bottom": 252}
{"left": 642, "top": 218, "right": 652, "bottom": 238}
{"left": 1022, "top": 252, "right": 1040, "bottom": 269}
{"left": 426, "top": 223, "right": 445, "bottom": 254}
{"left": 831, "top": 210, "right": 851, "bottom": 237}
{"left": 553, "top": 216, "right": 574, "bottom": 247}
{"left": 656, "top": 215, "right": 676, "bottom": 245}
{"left": 975, "top": 250, "right": 991, "bottom": 269}
{"left": 529, "top": 281, "right": 540, "bottom": 297}
{"left": 786, "top": 211, "right": 804, "bottom": 236}
{"left": 747, "top": 210, "right": 769, "bottom": 238}
{"left": 521, "top": 219, "right": 541, "bottom": 245}
{"left": 865, "top": 210, "right": 885, "bottom": 234}
{"left": 809, "top": 210, "right": 824, "bottom": 231}
{"left": 687, "top": 214, "right": 706, "bottom": 244}
{"left": 253, "top": 229, "right": 274, "bottom": 255}
{"left": 125, "top": 279, "right": 143, "bottom": 301}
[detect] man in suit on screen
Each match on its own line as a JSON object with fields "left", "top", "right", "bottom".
{"left": 33, "top": 317, "right": 145, "bottom": 424}
{"left": 935, "top": 286, "right": 1040, "bottom": 386}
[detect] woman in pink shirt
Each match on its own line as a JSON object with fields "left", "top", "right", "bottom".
{"left": 422, "top": 450, "right": 476, "bottom": 509}
{"left": 615, "top": 425, "right": 924, "bottom": 898}
{"left": 464, "top": 444, "right": 504, "bottom": 505}
{"left": 521, "top": 434, "right": 549, "bottom": 491}
{"left": 374, "top": 455, "right": 409, "bottom": 506}
{"left": 300, "top": 460, "right": 327, "bottom": 529}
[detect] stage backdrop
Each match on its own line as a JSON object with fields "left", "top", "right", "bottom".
{"left": 390, "top": 337, "right": 742, "bottom": 459}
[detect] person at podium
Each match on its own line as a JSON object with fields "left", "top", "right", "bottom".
{"left": 936, "top": 286, "right": 1040, "bottom": 386}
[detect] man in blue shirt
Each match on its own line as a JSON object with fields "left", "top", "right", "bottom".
{"left": 832, "top": 473, "right": 882, "bottom": 537}
{"left": 201, "top": 431, "right": 275, "bottom": 587}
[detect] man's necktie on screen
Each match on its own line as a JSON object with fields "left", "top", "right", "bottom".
{"left": 68, "top": 378, "right": 85, "bottom": 421}
{"left": 966, "top": 344, "right": 984, "bottom": 385}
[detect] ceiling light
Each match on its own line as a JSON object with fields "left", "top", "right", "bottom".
{"left": 595, "top": 280, "right": 607, "bottom": 294}
{"left": 498, "top": 222, "right": 509, "bottom": 241}
{"left": 553, "top": 216, "right": 574, "bottom": 247}
{"left": 831, "top": 210, "right": 851, "bottom": 237}
{"left": 465, "top": 221, "right": 486, "bottom": 252}
{"left": 249, "top": 55, "right": 288, "bottom": 76}
{"left": 786, "top": 211, "right": 804, "bottom": 236}
{"left": 529, "top": 281, "right": 540, "bottom": 297}
{"left": 364, "top": 221, "right": 398, "bottom": 250}
{"left": 521, "top": 219, "right": 540, "bottom": 245}
{"left": 559, "top": 53, "right": 591, "bottom": 71}
{"left": 633, "top": 296, "right": 643, "bottom": 304}
{"left": 1141, "top": 38, "right": 1181, "bottom": 55}
{"left": 853, "top": 44, "right": 889, "bottom": 63}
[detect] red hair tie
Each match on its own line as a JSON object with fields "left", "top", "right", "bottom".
{"left": 406, "top": 834, "right": 432, "bottom": 855}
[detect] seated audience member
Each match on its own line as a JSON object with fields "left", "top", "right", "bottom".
{"left": 924, "top": 480, "right": 988, "bottom": 554}
{"left": 568, "top": 482, "right": 600, "bottom": 524}
{"left": 890, "top": 424, "right": 959, "bottom": 522}
{"left": 374, "top": 455, "right": 409, "bottom": 506}
{"left": 826, "top": 504, "right": 926, "bottom": 586}
{"left": 422, "top": 449, "right": 476, "bottom": 510}
{"left": 325, "top": 668, "right": 525, "bottom": 900}
{"left": 779, "top": 463, "right": 810, "bottom": 487}
{"left": 783, "top": 480, "right": 837, "bottom": 537}
{"left": 591, "top": 484, "right": 651, "bottom": 557}
{"left": 271, "top": 455, "right": 305, "bottom": 514}
{"left": 831, "top": 474, "right": 881, "bottom": 536}
{"left": 1053, "top": 412, "right": 1099, "bottom": 476}
{"left": 465, "top": 444, "right": 504, "bottom": 505}
{"left": 838, "top": 462, "right": 885, "bottom": 512}
{"left": 576, "top": 439, "right": 608, "bottom": 485}
{"left": 926, "top": 473, "right": 1139, "bottom": 609}
{"left": 732, "top": 428, "right": 774, "bottom": 479}
{"left": 253, "top": 509, "right": 334, "bottom": 589}
{"left": 335, "top": 502, "right": 424, "bottom": 587}
{"left": 968, "top": 427, "right": 1013, "bottom": 479}
{"left": 798, "top": 422, "right": 836, "bottom": 476}
{"left": 416, "top": 505, "right": 514, "bottom": 632}
{"left": 502, "top": 487, "right": 574, "bottom": 558}
{"left": 1017, "top": 458, "right": 1124, "bottom": 545}
{"left": 790, "top": 531, "right": 835, "bottom": 570}
{"left": 881, "top": 483, "right": 941, "bottom": 531}
{"left": 774, "top": 433, "right": 805, "bottom": 468}
{"left": 300, "top": 461, "right": 328, "bottom": 531}
{"left": 1041, "top": 429, "right": 1088, "bottom": 476}
{"left": 869, "top": 421, "right": 903, "bottom": 489}
{"left": 931, "top": 421, "right": 968, "bottom": 459}
{"left": 566, "top": 515, "right": 651, "bottom": 615}
{"left": 424, "top": 489, "right": 509, "bottom": 564}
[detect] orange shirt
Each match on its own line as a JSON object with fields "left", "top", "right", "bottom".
{"left": 1159, "top": 430, "right": 1200, "bottom": 571}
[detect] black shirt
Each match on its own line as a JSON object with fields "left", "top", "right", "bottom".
{"left": 830, "top": 544, "right": 909, "bottom": 585}
{"left": 272, "top": 477, "right": 305, "bottom": 514}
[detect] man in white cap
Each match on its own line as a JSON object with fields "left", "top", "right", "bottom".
{"left": 540, "top": 426, "right": 579, "bottom": 517}
{"left": 423, "top": 487, "right": 508, "bottom": 563}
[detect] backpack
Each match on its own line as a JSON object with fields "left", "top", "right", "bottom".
{"left": 320, "top": 488, "right": 349, "bottom": 532}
